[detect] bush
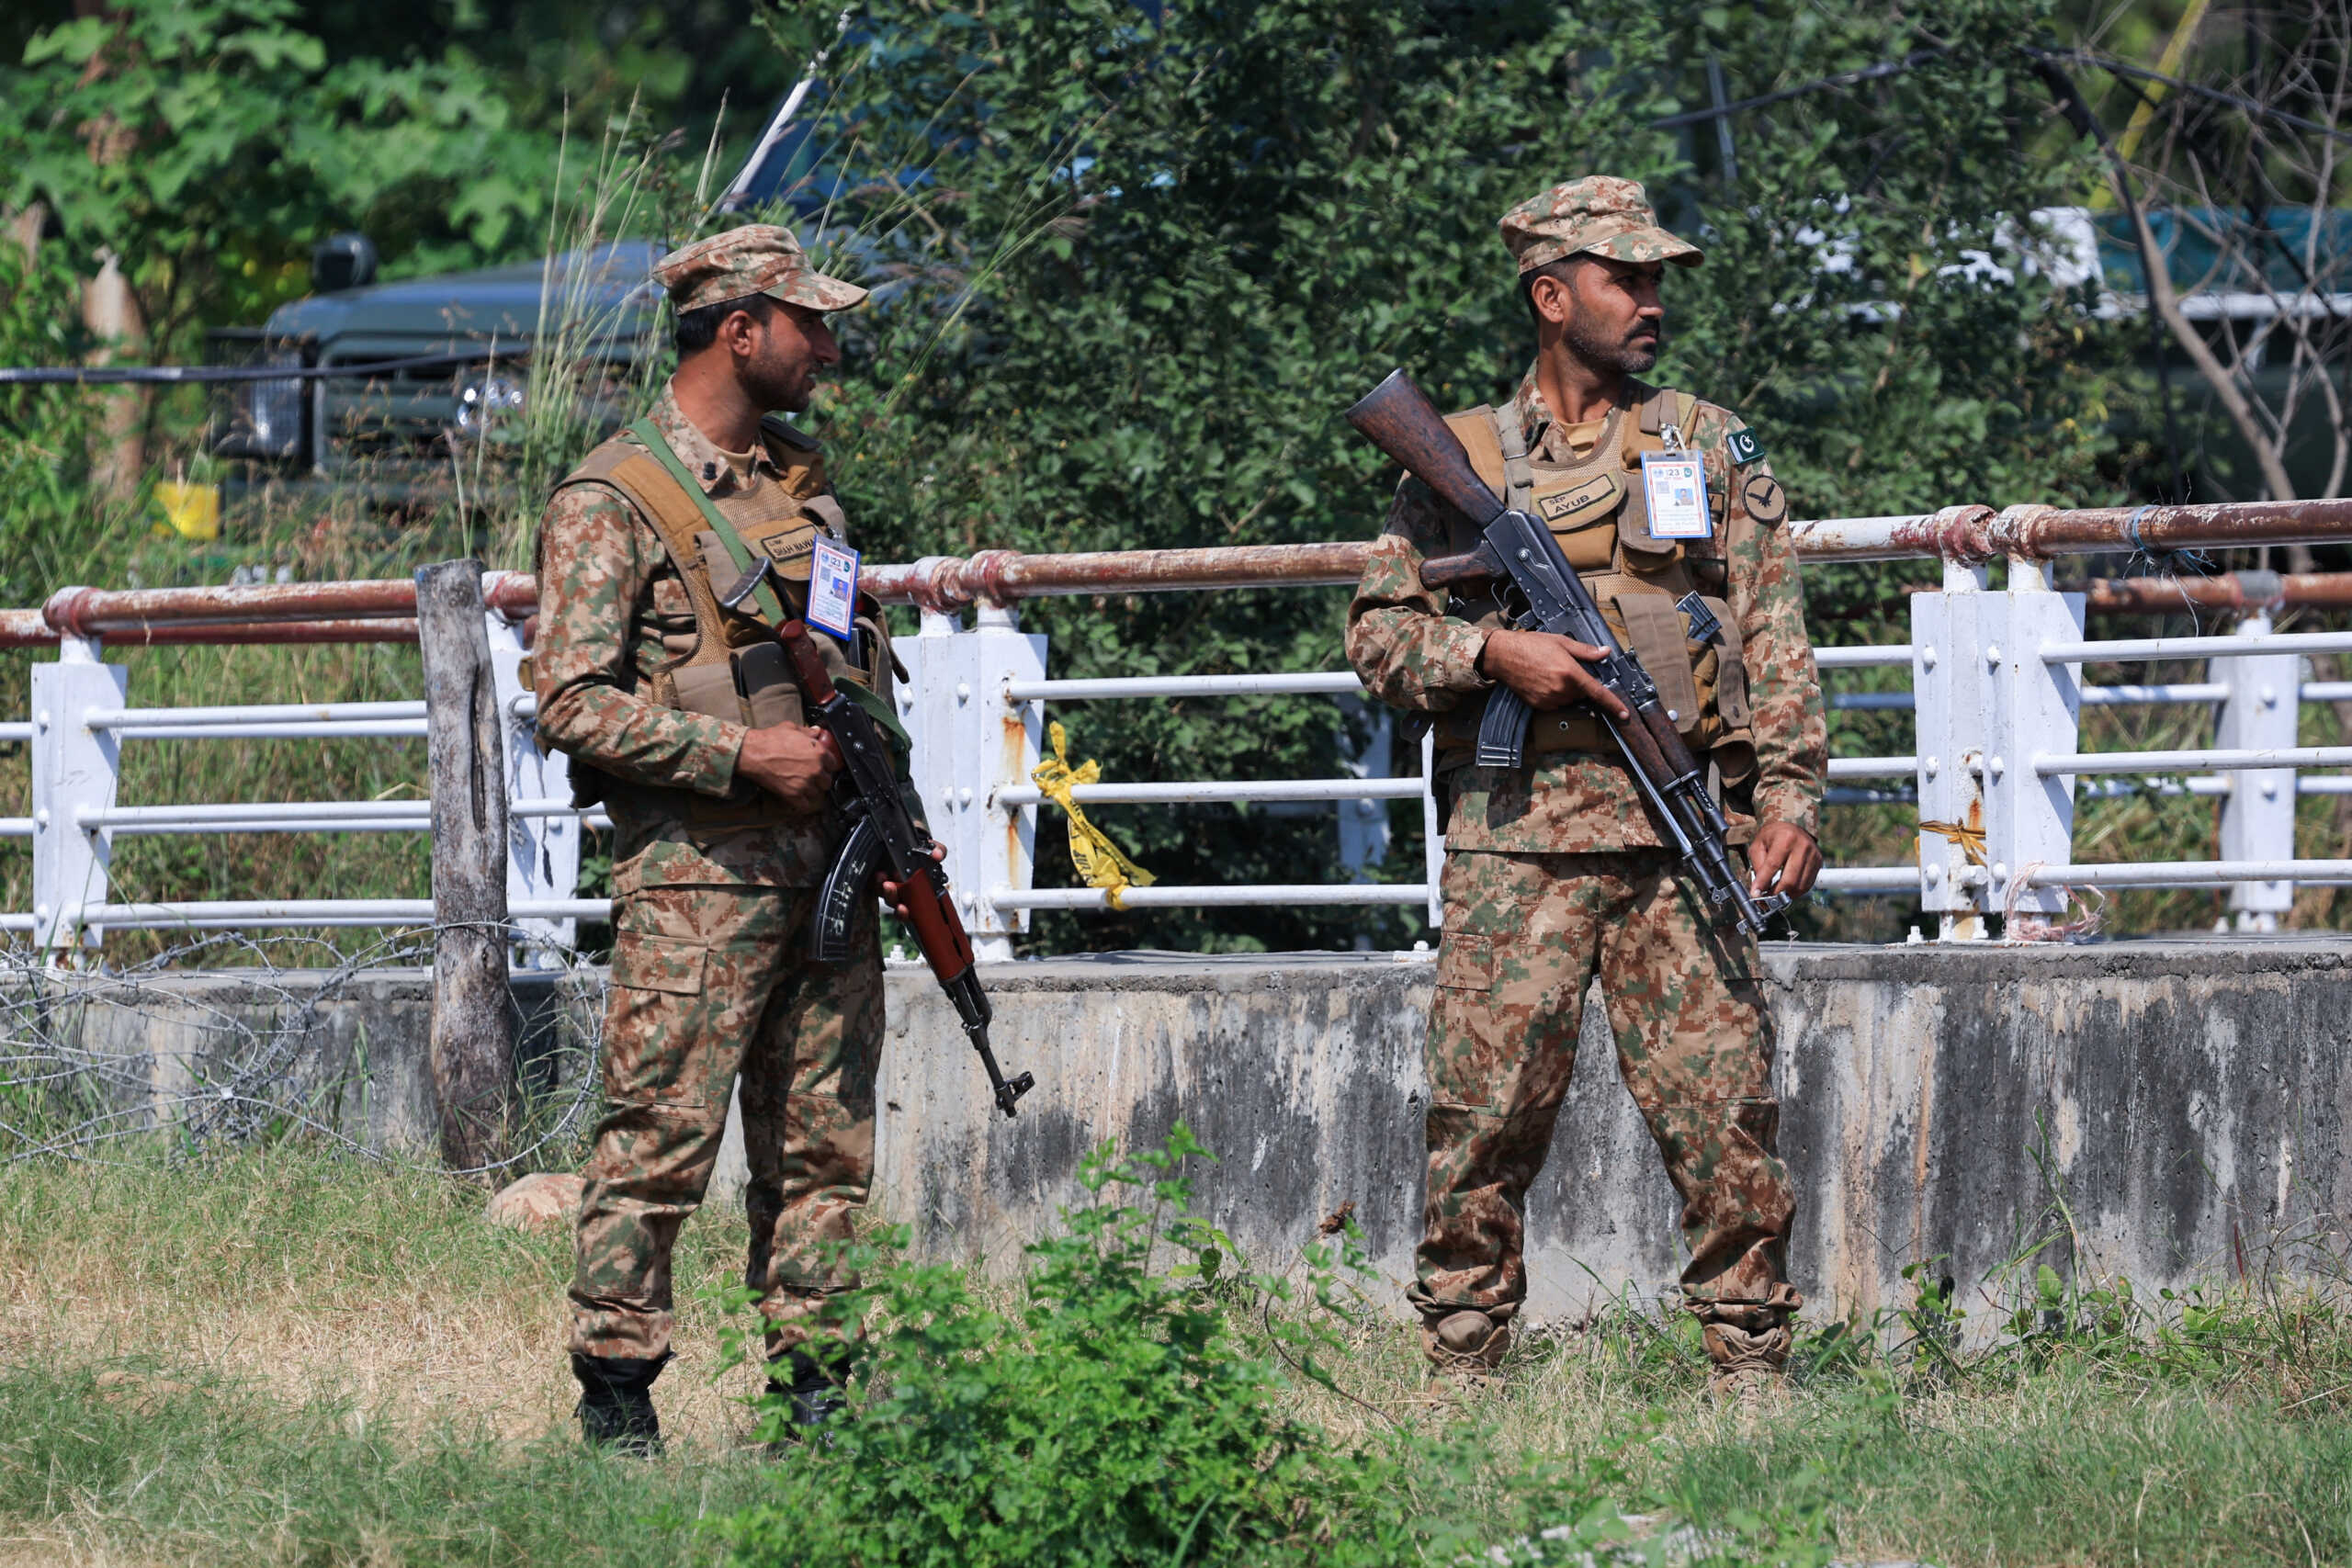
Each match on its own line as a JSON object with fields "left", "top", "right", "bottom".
{"left": 713, "top": 1125, "right": 1365, "bottom": 1567}
{"left": 708, "top": 1127, "right": 1844, "bottom": 1568}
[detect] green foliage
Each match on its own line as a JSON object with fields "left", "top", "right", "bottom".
{"left": 8, "top": 1145, "right": 2352, "bottom": 1565}
{"left": 0, "top": 0, "right": 570, "bottom": 353}
{"left": 712, "top": 1126, "right": 1849, "bottom": 1567}
{"left": 713, "top": 1125, "right": 1367, "bottom": 1566}
{"left": 0, "top": 240, "right": 105, "bottom": 605}
{"left": 751, "top": 0, "right": 2144, "bottom": 951}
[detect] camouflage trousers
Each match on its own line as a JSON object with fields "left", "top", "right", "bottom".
{"left": 570, "top": 883, "right": 884, "bottom": 1362}
{"left": 1410, "top": 848, "right": 1799, "bottom": 1358}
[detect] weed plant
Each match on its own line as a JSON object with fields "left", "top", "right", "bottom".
{"left": 2, "top": 1136, "right": 2352, "bottom": 1564}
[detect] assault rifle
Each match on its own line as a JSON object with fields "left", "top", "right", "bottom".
{"left": 1344, "top": 368, "right": 1792, "bottom": 936}
{"left": 772, "top": 615, "right": 1036, "bottom": 1119}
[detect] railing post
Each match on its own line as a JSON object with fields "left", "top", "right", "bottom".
{"left": 416, "top": 559, "right": 515, "bottom": 1172}
{"left": 484, "top": 605, "right": 577, "bottom": 964}
{"left": 1420, "top": 729, "right": 1445, "bottom": 931}
{"left": 899, "top": 605, "right": 958, "bottom": 948}
{"left": 900, "top": 602, "right": 1046, "bottom": 964}
{"left": 1914, "top": 560, "right": 1993, "bottom": 940}
{"left": 2217, "top": 611, "right": 2298, "bottom": 930}
{"left": 30, "top": 632, "right": 125, "bottom": 956}
{"left": 972, "top": 602, "right": 1044, "bottom": 961}
{"left": 1984, "top": 554, "right": 2084, "bottom": 923}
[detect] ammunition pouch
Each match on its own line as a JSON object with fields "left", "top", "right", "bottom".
{"left": 1430, "top": 389, "right": 1753, "bottom": 784}
{"left": 548, "top": 424, "right": 889, "bottom": 830}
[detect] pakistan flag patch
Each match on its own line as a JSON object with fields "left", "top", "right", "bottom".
{"left": 1726, "top": 426, "right": 1767, "bottom": 468}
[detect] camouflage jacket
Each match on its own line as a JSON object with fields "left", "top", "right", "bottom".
{"left": 533, "top": 382, "right": 842, "bottom": 891}
{"left": 1345, "top": 365, "right": 1826, "bottom": 854}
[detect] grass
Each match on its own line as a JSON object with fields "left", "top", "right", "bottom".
{"left": 3, "top": 1146, "right": 2351, "bottom": 1565}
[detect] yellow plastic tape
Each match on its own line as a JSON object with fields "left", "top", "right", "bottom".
{"left": 1918, "top": 818, "right": 1987, "bottom": 866}
{"left": 153, "top": 481, "right": 220, "bottom": 542}
{"left": 1030, "top": 721, "right": 1155, "bottom": 911}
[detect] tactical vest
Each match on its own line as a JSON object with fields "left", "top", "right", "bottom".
{"left": 543, "top": 417, "right": 897, "bottom": 824}
{"left": 1433, "top": 385, "right": 1755, "bottom": 779}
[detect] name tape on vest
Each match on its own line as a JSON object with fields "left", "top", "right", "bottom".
{"left": 1534, "top": 475, "right": 1620, "bottom": 523}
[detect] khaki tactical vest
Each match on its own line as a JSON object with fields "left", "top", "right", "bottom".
{"left": 1432, "top": 385, "right": 1755, "bottom": 782}
{"left": 545, "top": 417, "right": 898, "bottom": 824}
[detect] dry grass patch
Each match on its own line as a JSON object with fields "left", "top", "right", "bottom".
{"left": 0, "top": 1149, "right": 767, "bottom": 1450}
{"left": 6, "top": 1144, "right": 2352, "bottom": 1566}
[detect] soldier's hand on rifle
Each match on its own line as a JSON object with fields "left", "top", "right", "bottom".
{"left": 736, "top": 724, "right": 843, "bottom": 813}
{"left": 1477, "top": 629, "right": 1634, "bottom": 722}
{"left": 878, "top": 844, "right": 947, "bottom": 917}
{"left": 1747, "top": 821, "right": 1822, "bottom": 897}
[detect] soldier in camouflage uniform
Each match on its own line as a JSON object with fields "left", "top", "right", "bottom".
{"left": 534, "top": 224, "right": 889, "bottom": 1451}
{"left": 1345, "top": 177, "right": 1827, "bottom": 1401}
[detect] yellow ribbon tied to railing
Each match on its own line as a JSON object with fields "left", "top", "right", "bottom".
{"left": 1030, "top": 720, "right": 1156, "bottom": 910}
{"left": 1918, "top": 818, "right": 1988, "bottom": 866}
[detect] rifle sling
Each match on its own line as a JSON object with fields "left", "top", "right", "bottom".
{"left": 627, "top": 417, "right": 910, "bottom": 748}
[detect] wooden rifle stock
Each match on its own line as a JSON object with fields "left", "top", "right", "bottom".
{"left": 776, "top": 618, "right": 840, "bottom": 704}
{"left": 1345, "top": 370, "right": 1507, "bottom": 530}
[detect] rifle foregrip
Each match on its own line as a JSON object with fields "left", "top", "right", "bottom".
{"left": 1474, "top": 685, "right": 1533, "bottom": 769}
{"left": 899, "top": 860, "right": 979, "bottom": 985}
{"left": 1346, "top": 370, "right": 1506, "bottom": 531}
{"left": 1420, "top": 550, "right": 1500, "bottom": 589}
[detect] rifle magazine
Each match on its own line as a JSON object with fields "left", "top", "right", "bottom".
{"left": 808, "top": 813, "right": 882, "bottom": 962}
{"left": 1475, "top": 685, "right": 1534, "bottom": 769}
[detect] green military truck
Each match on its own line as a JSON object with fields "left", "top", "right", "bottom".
{"left": 205, "top": 234, "right": 663, "bottom": 504}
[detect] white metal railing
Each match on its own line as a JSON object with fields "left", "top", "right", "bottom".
{"left": 10, "top": 537, "right": 2352, "bottom": 954}
{"left": 18, "top": 613, "right": 594, "bottom": 960}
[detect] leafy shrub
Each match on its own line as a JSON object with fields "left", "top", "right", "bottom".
{"left": 712, "top": 1125, "right": 1366, "bottom": 1567}
{"left": 709, "top": 1127, "right": 1843, "bottom": 1568}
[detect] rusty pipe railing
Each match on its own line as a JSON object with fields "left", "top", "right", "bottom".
{"left": 2080, "top": 570, "right": 2352, "bottom": 615}
{"left": 861, "top": 543, "right": 1370, "bottom": 613}
{"left": 10, "top": 571, "right": 540, "bottom": 648}
{"left": 5, "top": 499, "right": 2349, "bottom": 642}
{"left": 1786, "top": 498, "right": 2352, "bottom": 564}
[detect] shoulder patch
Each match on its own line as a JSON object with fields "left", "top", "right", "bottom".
{"left": 1725, "top": 426, "right": 1766, "bottom": 468}
{"left": 1741, "top": 473, "right": 1787, "bottom": 526}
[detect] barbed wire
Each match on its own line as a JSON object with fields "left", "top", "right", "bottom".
{"left": 0, "top": 923, "right": 605, "bottom": 1177}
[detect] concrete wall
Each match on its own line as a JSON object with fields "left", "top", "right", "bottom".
{"left": 860, "top": 942, "right": 2352, "bottom": 1325}
{"left": 19, "top": 941, "right": 2352, "bottom": 1325}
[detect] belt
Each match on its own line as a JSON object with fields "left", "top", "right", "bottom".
{"left": 604, "top": 780, "right": 801, "bottom": 829}
{"left": 1435, "top": 705, "right": 1611, "bottom": 769}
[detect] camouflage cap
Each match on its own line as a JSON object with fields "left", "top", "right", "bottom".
{"left": 652, "top": 223, "right": 868, "bottom": 314}
{"left": 1499, "top": 176, "right": 1702, "bottom": 274}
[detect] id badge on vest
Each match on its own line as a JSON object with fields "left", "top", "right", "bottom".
{"left": 1639, "top": 448, "right": 1711, "bottom": 541}
{"left": 807, "top": 537, "right": 861, "bottom": 639}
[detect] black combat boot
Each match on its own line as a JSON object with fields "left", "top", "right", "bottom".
{"left": 571, "top": 1350, "right": 671, "bottom": 1456}
{"left": 765, "top": 1343, "right": 853, "bottom": 1442}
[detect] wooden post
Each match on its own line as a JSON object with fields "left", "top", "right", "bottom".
{"left": 417, "top": 558, "right": 514, "bottom": 1172}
